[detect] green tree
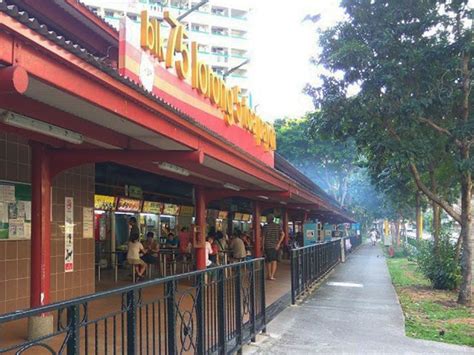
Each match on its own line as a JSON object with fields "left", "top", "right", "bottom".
{"left": 311, "top": 0, "right": 472, "bottom": 304}
{"left": 274, "top": 115, "right": 360, "bottom": 208}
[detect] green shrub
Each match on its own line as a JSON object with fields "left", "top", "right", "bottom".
{"left": 416, "top": 234, "right": 461, "bottom": 290}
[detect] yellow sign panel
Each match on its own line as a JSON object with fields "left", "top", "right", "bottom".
{"left": 94, "top": 195, "right": 116, "bottom": 210}
{"left": 140, "top": 10, "right": 276, "bottom": 151}
{"left": 142, "top": 201, "right": 163, "bottom": 214}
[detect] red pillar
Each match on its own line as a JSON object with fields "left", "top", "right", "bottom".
{"left": 30, "top": 142, "right": 51, "bottom": 308}
{"left": 253, "top": 200, "right": 262, "bottom": 257}
{"left": 283, "top": 209, "right": 289, "bottom": 246}
{"left": 194, "top": 186, "right": 206, "bottom": 270}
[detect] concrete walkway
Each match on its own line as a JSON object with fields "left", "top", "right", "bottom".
{"left": 245, "top": 243, "right": 473, "bottom": 354}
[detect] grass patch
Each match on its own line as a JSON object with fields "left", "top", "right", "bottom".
{"left": 386, "top": 256, "right": 473, "bottom": 347}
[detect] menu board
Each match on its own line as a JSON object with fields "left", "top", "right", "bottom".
{"left": 233, "top": 212, "right": 243, "bottom": 221}
{"left": 94, "top": 194, "right": 116, "bottom": 210}
{"left": 116, "top": 197, "right": 142, "bottom": 212}
{"left": 162, "top": 203, "right": 180, "bottom": 215}
{"left": 142, "top": 201, "right": 163, "bottom": 214}
{"left": 241, "top": 214, "right": 251, "bottom": 222}
{"left": 0, "top": 182, "right": 31, "bottom": 240}
{"left": 260, "top": 216, "right": 267, "bottom": 223}
{"left": 217, "top": 211, "right": 228, "bottom": 219}
{"left": 206, "top": 209, "right": 218, "bottom": 219}
{"left": 179, "top": 206, "right": 194, "bottom": 216}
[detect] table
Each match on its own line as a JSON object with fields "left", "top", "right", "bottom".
{"left": 159, "top": 248, "right": 180, "bottom": 276}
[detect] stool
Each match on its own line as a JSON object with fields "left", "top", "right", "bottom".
{"left": 128, "top": 260, "right": 142, "bottom": 283}
{"left": 181, "top": 254, "right": 194, "bottom": 274}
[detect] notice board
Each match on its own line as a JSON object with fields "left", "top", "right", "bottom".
{"left": 0, "top": 181, "right": 32, "bottom": 240}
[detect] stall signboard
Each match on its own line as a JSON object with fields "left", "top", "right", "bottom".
{"left": 241, "top": 214, "right": 251, "bottom": 222}
{"left": 217, "top": 211, "right": 228, "bottom": 219}
{"left": 118, "top": 12, "right": 276, "bottom": 166}
{"left": 162, "top": 203, "right": 180, "bottom": 215}
{"left": 0, "top": 181, "right": 31, "bottom": 240}
{"left": 126, "top": 185, "right": 143, "bottom": 199}
{"left": 260, "top": 216, "right": 267, "bottom": 224}
{"left": 142, "top": 201, "right": 163, "bottom": 214}
{"left": 179, "top": 206, "right": 194, "bottom": 217}
{"left": 94, "top": 195, "right": 116, "bottom": 210}
{"left": 233, "top": 212, "right": 243, "bottom": 221}
{"left": 116, "top": 197, "right": 142, "bottom": 212}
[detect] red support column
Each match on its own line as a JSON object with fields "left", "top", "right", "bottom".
{"left": 283, "top": 209, "right": 289, "bottom": 246}
{"left": 253, "top": 200, "right": 262, "bottom": 257}
{"left": 30, "top": 142, "right": 51, "bottom": 308}
{"left": 194, "top": 186, "right": 206, "bottom": 270}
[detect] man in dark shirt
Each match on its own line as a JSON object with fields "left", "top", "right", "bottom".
{"left": 263, "top": 214, "right": 285, "bottom": 280}
{"left": 129, "top": 216, "right": 140, "bottom": 239}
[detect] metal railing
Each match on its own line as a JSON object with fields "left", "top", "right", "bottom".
{"left": 0, "top": 259, "right": 266, "bottom": 355}
{"left": 290, "top": 240, "right": 341, "bottom": 304}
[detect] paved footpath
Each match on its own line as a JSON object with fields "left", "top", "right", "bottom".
{"left": 245, "top": 243, "right": 473, "bottom": 354}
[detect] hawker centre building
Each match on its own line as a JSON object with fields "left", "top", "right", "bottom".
{"left": 0, "top": 0, "right": 354, "bottom": 348}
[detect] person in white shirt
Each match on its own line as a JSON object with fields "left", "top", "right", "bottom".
{"left": 127, "top": 232, "right": 147, "bottom": 279}
{"left": 370, "top": 229, "right": 377, "bottom": 246}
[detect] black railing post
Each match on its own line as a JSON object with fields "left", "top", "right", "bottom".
{"left": 249, "top": 262, "right": 257, "bottom": 342}
{"left": 260, "top": 259, "right": 266, "bottom": 332}
{"left": 234, "top": 264, "right": 243, "bottom": 347}
{"left": 166, "top": 280, "right": 177, "bottom": 355}
{"left": 290, "top": 249, "right": 296, "bottom": 305}
{"left": 66, "top": 305, "right": 80, "bottom": 355}
{"left": 126, "top": 290, "right": 137, "bottom": 355}
{"left": 217, "top": 268, "right": 227, "bottom": 354}
{"left": 196, "top": 273, "right": 206, "bottom": 355}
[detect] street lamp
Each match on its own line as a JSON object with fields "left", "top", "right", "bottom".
{"left": 177, "top": 0, "right": 209, "bottom": 21}
{"left": 222, "top": 58, "right": 250, "bottom": 79}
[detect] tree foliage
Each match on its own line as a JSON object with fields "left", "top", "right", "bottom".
{"left": 309, "top": 0, "right": 472, "bottom": 304}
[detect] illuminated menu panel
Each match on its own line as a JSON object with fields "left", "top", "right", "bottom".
{"left": 94, "top": 195, "right": 116, "bottom": 210}
{"left": 142, "top": 201, "right": 163, "bottom": 214}
{"left": 233, "top": 212, "right": 243, "bottom": 221}
{"left": 241, "top": 214, "right": 251, "bottom": 222}
{"left": 162, "top": 204, "right": 180, "bottom": 215}
{"left": 116, "top": 197, "right": 142, "bottom": 212}
{"left": 179, "top": 206, "right": 194, "bottom": 216}
{"left": 217, "top": 211, "right": 228, "bottom": 219}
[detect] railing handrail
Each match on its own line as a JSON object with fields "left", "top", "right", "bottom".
{"left": 0, "top": 257, "right": 264, "bottom": 323}
{"left": 291, "top": 238, "right": 341, "bottom": 252}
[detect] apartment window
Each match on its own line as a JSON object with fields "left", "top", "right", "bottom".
{"left": 211, "top": 6, "right": 228, "bottom": 17}
{"left": 231, "top": 49, "right": 247, "bottom": 58}
{"left": 191, "top": 23, "right": 208, "bottom": 33}
{"left": 104, "top": 9, "right": 115, "bottom": 18}
{"left": 212, "top": 66, "right": 226, "bottom": 76}
{"left": 231, "top": 29, "right": 246, "bottom": 39}
{"left": 127, "top": 13, "right": 138, "bottom": 21}
{"left": 231, "top": 8, "right": 247, "bottom": 20}
{"left": 211, "top": 27, "right": 228, "bottom": 36}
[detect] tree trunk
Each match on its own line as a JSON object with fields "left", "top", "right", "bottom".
{"left": 429, "top": 169, "right": 441, "bottom": 252}
{"left": 416, "top": 192, "right": 422, "bottom": 240}
{"left": 457, "top": 147, "right": 472, "bottom": 306}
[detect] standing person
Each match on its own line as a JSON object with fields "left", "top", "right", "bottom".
{"left": 263, "top": 214, "right": 285, "bottom": 281}
{"left": 370, "top": 229, "right": 377, "bottom": 246}
{"left": 205, "top": 235, "right": 215, "bottom": 268}
{"left": 127, "top": 232, "right": 147, "bottom": 280}
{"left": 230, "top": 231, "right": 247, "bottom": 261}
{"left": 178, "top": 227, "right": 192, "bottom": 254}
{"left": 128, "top": 216, "right": 140, "bottom": 239}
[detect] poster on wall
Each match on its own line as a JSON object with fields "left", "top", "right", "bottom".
{"left": 64, "top": 197, "right": 74, "bottom": 272}
{"left": 0, "top": 182, "right": 32, "bottom": 240}
{"left": 83, "top": 207, "right": 94, "bottom": 239}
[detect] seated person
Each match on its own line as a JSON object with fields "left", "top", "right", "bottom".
{"left": 215, "top": 231, "right": 228, "bottom": 252}
{"left": 141, "top": 231, "right": 159, "bottom": 264}
{"left": 230, "top": 231, "right": 247, "bottom": 261}
{"left": 127, "top": 232, "right": 146, "bottom": 280}
{"left": 166, "top": 232, "right": 179, "bottom": 248}
{"left": 178, "top": 227, "right": 192, "bottom": 254}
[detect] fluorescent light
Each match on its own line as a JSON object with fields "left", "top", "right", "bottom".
{"left": 158, "top": 162, "right": 190, "bottom": 176}
{"left": 1, "top": 111, "right": 83, "bottom": 144}
{"left": 280, "top": 201, "right": 287, "bottom": 205}
{"left": 223, "top": 183, "right": 240, "bottom": 191}
{"left": 257, "top": 195, "right": 269, "bottom": 200}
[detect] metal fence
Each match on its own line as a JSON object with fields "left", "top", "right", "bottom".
{"left": 290, "top": 240, "right": 341, "bottom": 304}
{"left": 0, "top": 258, "right": 265, "bottom": 355}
